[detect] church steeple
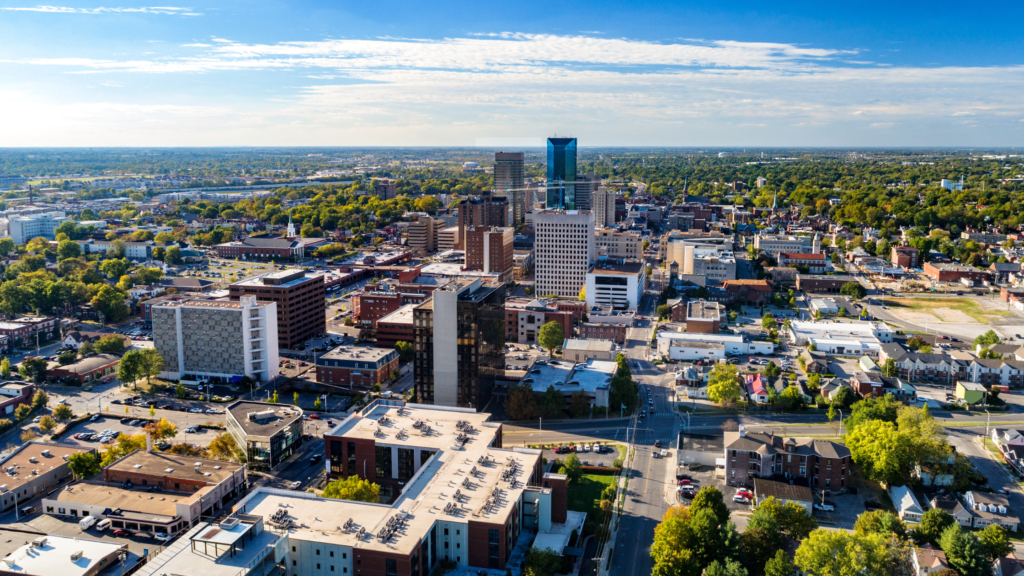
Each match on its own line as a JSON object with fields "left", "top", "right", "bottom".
{"left": 287, "top": 214, "right": 296, "bottom": 238}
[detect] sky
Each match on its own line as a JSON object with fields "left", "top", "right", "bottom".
{"left": 1, "top": 0, "right": 1024, "bottom": 147}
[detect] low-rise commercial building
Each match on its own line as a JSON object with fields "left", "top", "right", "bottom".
{"left": 561, "top": 339, "right": 615, "bottom": 363}
{"left": 226, "top": 401, "right": 304, "bottom": 470}
{"left": 787, "top": 320, "right": 893, "bottom": 356}
{"left": 685, "top": 300, "right": 721, "bottom": 334}
{"left": 0, "top": 442, "right": 89, "bottom": 512}
{"left": 214, "top": 237, "right": 304, "bottom": 260}
{"left": 924, "top": 262, "right": 992, "bottom": 283}
{"left": 795, "top": 274, "right": 860, "bottom": 293}
{"left": 585, "top": 259, "right": 646, "bottom": 311}
{"left": 657, "top": 332, "right": 774, "bottom": 361}
{"left": 376, "top": 304, "right": 415, "bottom": 348}
{"left": 522, "top": 358, "right": 615, "bottom": 408}
{"left": 778, "top": 252, "right": 828, "bottom": 274}
{"left": 45, "top": 353, "right": 120, "bottom": 385}
{"left": 316, "top": 346, "right": 399, "bottom": 389}
{"left": 0, "top": 382, "right": 35, "bottom": 417}
{"left": 0, "top": 533, "right": 126, "bottom": 576}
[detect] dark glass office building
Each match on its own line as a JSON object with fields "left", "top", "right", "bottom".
{"left": 546, "top": 137, "right": 577, "bottom": 209}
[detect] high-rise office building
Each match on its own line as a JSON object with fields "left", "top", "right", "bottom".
{"left": 534, "top": 210, "right": 596, "bottom": 297}
{"left": 574, "top": 173, "right": 600, "bottom": 211}
{"left": 413, "top": 280, "right": 505, "bottom": 409}
{"left": 373, "top": 178, "right": 397, "bottom": 200}
{"left": 592, "top": 186, "right": 616, "bottom": 227}
{"left": 456, "top": 194, "right": 507, "bottom": 248}
{"left": 228, "top": 269, "right": 326, "bottom": 351}
{"left": 493, "top": 152, "right": 525, "bottom": 225}
{"left": 546, "top": 137, "right": 577, "bottom": 209}
{"left": 463, "top": 225, "right": 514, "bottom": 282}
{"left": 407, "top": 215, "right": 439, "bottom": 253}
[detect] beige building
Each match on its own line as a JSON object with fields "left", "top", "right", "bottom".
{"left": 406, "top": 215, "right": 439, "bottom": 253}
{"left": 592, "top": 186, "right": 616, "bottom": 227}
{"left": 595, "top": 230, "right": 642, "bottom": 259}
{"left": 435, "top": 226, "right": 460, "bottom": 251}
{"left": 562, "top": 338, "right": 615, "bottom": 363}
{"left": 534, "top": 210, "right": 596, "bottom": 297}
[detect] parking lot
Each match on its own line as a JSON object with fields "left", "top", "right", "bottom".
{"left": 59, "top": 412, "right": 223, "bottom": 449}
{"left": 543, "top": 443, "right": 621, "bottom": 468}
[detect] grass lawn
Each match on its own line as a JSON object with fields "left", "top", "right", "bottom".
{"left": 886, "top": 297, "right": 1011, "bottom": 324}
{"left": 569, "top": 474, "right": 616, "bottom": 534}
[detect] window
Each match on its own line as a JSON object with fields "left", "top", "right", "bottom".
{"left": 376, "top": 445, "right": 392, "bottom": 478}
{"left": 330, "top": 552, "right": 334, "bottom": 557}
{"left": 347, "top": 442, "right": 356, "bottom": 476}
{"left": 386, "top": 559, "right": 397, "bottom": 576}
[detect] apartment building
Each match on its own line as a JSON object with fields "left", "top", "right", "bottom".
{"left": 754, "top": 234, "right": 813, "bottom": 258}
{"left": 594, "top": 230, "right": 642, "bottom": 259}
{"left": 413, "top": 280, "right": 505, "bottom": 409}
{"left": 3, "top": 211, "right": 70, "bottom": 244}
{"left": 504, "top": 299, "right": 574, "bottom": 345}
{"left": 724, "top": 427, "right": 851, "bottom": 492}
{"left": 892, "top": 245, "right": 920, "bottom": 269}
{"left": 374, "top": 178, "right": 397, "bottom": 200}
{"left": 78, "top": 239, "right": 176, "bottom": 261}
{"left": 407, "top": 216, "right": 440, "bottom": 254}
{"left": 457, "top": 195, "right": 508, "bottom": 249}
{"left": 493, "top": 152, "right": 526, "bottom": 224}
{"left": 592, "top": 186, "right": 616, "bottom": 228}
{"left": 463, "top": 226, "right": 514, "bottom": 282}
{"left": 316, "top": 346, "right": 399, "bottom": 389}
{"left": 152, "top": 296, "right": 280, "bottom": 382}
{"left": 534, "top": 210, "right": 595, "bottom": 298}
{"left": 229, "top": 269, "right": 326, "bottom": 350}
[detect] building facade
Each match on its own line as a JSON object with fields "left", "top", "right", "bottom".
{"left": 546, "top": 137, "right": 577, "bottom": 209}
{"left": 534, "top": 210, "right": 595, "bottom": 298}
{"left": 316, "top": 347, "right": 400, "bottom": 389}
{"left": 463, "top": 226, "right": 514, "bottom": 282}
{"left": 229, "top": 269, "right": 326, "bottom": 351}
{"left": 724, "top": 428, "right": 851, "bottom": 492}
{"left": 592, "top": 186, "right": 616, "bottom": 228}
{"left": 594, "top": 230, "right": 642, "bottom": 259}
{"left": 226, "top": 401, "right": 303, "bottom": 470}
{"left": 493, "top": 152, "right": 526, "bottom": 225}
{"left": 585, "top": 260, "right": 646, "bottom": 311}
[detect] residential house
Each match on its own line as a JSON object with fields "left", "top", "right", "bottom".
{"left": 745, "top": 374, "right": 770, "bottom": 403}
{"left": 964, "top": 491, "right": 1020, "bottom": 530}
{"left": 995, "top": 555, "right": 1024, "bottom": 576}
{"left": 890, "top": 485, "right": 924, "bottom": 521}
{"left": 928, "top": 491, "right": 975, "bottom": 527}
{"left": 800, "top": 350, "right": 828, "bottom": 373}
{"left": 912, "top": 544, "right": 948, "bottom": 576}
{"left": 990, "top": 262, "right": 1021, "bottom": 284}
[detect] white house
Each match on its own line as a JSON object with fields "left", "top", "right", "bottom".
{"left": 889, "top": 485, "right": 924, "bottom": 521}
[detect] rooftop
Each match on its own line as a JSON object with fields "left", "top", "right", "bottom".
{"left": 319, "top": 346, "right": 398, "bottom": 364}
{"left": 0, "top": 534, "right": 126, "bottom": 576}
{"left": 588, "top": 260, "right": 645, "bottom": 275}
{"left": 523, "top": 359, "right": 616, "bottom": 394}
{"left": 686, "top": 300, "right": 721, "bottom": 321}
{"left": 226, "top": 401, "right": 303, "bottom": 438}
{"left": 753, "top": 477, "right": 813, "bottom": 502}
{"left": 232, "top": 269, "right": 318, "bottom": 289}
{"left": 0, "top": 442, "right": 91, "bottom": 493}
{"left": 48, "top": 482, "right": 205, "bottom": 520}
{"left": 562, "top": 339, "right": 614, "bottom": 353}
{"left": 136, "top": 520, "right": 281, "bottom": 576}
{"left": 106, "top": 450, "right": 245, "bottom": 485}
{"left": 377, "top": 304, "right": 416, "bottom": 326}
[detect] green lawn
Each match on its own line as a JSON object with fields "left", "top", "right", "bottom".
{"left": 886, "top": 297, "right": 1011, "bottom": 324}
{"left": 568, "top": 474, "right": 617, "bottom": 534}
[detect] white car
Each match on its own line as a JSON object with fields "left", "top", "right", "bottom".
{"left": 732, "top": 495, "right": 750, "bottom": 503}
{"left": 154, "top": 533, "right": 170, "bottom": 542}
{"left": 290, "top": 481, "right": 302, "bottom": 490}
{"left": 813, "top": 502, "right": 835, "bottom": 512}
{"left": 189, "top": 408, "right": 204, "bottom": 413}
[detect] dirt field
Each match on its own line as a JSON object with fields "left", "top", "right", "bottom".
{"left": 887, "top": 297, "right": 1012, "bottom": 325}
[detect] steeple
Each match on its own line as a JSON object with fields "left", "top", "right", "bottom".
{"left": 812, "top": 232, "right": 821, "bottom": 255}
{"left": 287, "top": 214, "right": 296, "bottom": 238}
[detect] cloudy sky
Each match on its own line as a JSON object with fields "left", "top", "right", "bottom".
{"left": 2, "top": 0, "right": 1023, "bottom": 147}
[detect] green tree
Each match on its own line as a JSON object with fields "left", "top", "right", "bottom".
{"left": 748, "top": 496, "right": 818, "bottom": 541}
{"left": 854, "top": 510, "right": 907, "bottom": 539}
{"left": 504, "top": 383, "right": 537, "bottom": 420}
{"left": 26, "top": 236, "right": 50, "bottom": 253}
{"left": 691, "top": 507, "right": 741, "bottom": 568}
{"left": 56, "top": 239, "right": 81, "bottom": 261}
{"left": 539, "top": 384, "right": 565, "bottom": 418}
{"left": 913, "top": 509, "right": 955, "bottom": 546}
{"left": 708, "top": 363, "right": 741, "bottom": 405}
{"left": 657, "top": 304, "right": 672, "bottom": 320}
{"left": 740, "top": 527, "right": 783, "bottom": 576}
{"left": 164, "top": 245, "right": 183, "bottom": 265}
{"left": 691, "top": 486, "right": 731, "bottom": 526}
{"left": 651, "top": 507, "right": 700, "bottom": 576}
{"left": 94, "top": 334, "right": 126, "bottom": 354}
{"left": 538, "top": 321, "right": 564, "bottom": 354}
{"left": 395, "top": 340, "right": 413, "bottom": 362}
{"left": 91, "top": 285, "right": 130, "bottom": 323}
{"left": 271, "top": 390, "right": 279, "bottom": 403}
{"left": 208, "top": 432, "right": 243, "bottom": 462}
{"left": 764, "top": 362, "right": 782, "bottom": 378}
{"left": 795, "top": 529, "right": 884, "bottom": 576}
{"left": 764, "top": 550, "right": 796, "bottom": 576}
{"left": 977, "top": 524, "right": 1014, "bottom": 563}
{"left": 137, "top": 348, "right": 164, "bottom": 386}
{"left": 939, "top": 525, "right": 989, "bottom": 576}
{"left": 1, "top": 357, "right": 9, "bottom": 379}
{"left": 321, "top": 475, "right": 382, "bottom": 502}
{"left": 974, "top": 330, "right": 1000, "bottom": 346}
{"left": 53, "top": 403, "right": 74, "bottom": 421}
{"left": 558, "top": 453, "right": 583, "bottom": 483}
{"left": 175, "top": 382, "right": 188, "bottom": 399}
{"left": 136, "top": 267, "right": 163, "bottom": 284}
{"left": 832, "top": 384, "right": 856, "bottom": 408}
{"left": 99, "top": 257, "right": 131, "bottom": 279}
{"left": 31, "top": 389, "right": 48, "bottom": 410}
{"left": 67, "top": 452, "right": 101, "bottom": 479}
{"left": 14, "top": 404, "right": 31, "bottom": 421}
{"left": 117, "top": 349, "right": 144, "bottom": 389}
{"left": 57, "top": 351, "right": 77, "bottom": 365}
{"left": 38, "top": 414, "right": 56, "bottom": 433}
{"left": 523, "top": 548, "right": 564, "bottom": 576}
{"left": 846, "top": 394, "right": 901, "bottom": 431}
{"left": 840, "top": 282, "right": 867, "bottom": 300}
{"left": 144, "top": 418, "right": 178, "bottom": 440}
{"left": 18, "top": 357, "right": 48, "bottom": 383}
{"left": 762, "top": 313, "right": 777, "bottom": 330}
{"left": 568, "top": 390, "right": 590, "bottom": 418}
{"left": 881, "top": 358, "right": 898, "bottom": 377}
{"left": 705, "top": 559, "right": 748, "bottom": 576}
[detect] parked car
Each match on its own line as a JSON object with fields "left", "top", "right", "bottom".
{"left": 813, "top": 502, "right": 835, "bottom": 512}
{"left": 654, "top": 440, "right": 662, "bottom": 448}
{"left": 733, "top": 495, "right": 751, "bottom": 504}
{"left": 111, "top": 529, "right": 130, "bottom": 537}
{"left": 290, "top": 481, "right": 302, "bottom": 490}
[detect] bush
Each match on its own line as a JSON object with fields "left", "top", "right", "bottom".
{"left": 612, "top": 457, "right": 624, "bottom": 468}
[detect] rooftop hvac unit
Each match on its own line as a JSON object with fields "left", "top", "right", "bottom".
{"left": 41, "top": 450, "right": 51, "bottom": 458}
{"left": 32, "top": 537, "right": 46, "bottom": 548}
{"left": 220, "top": 517, "right": 240, "bottom": 530}
{"left": 28, "top": 457, "right": 36, "bottom": 464}
{"left": 70, "top": 551, "right": 83, "bottom": 562}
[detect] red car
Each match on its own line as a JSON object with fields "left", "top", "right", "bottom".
{"left": 678, "top": 479, "right": 691, "bottom": 485}
{"left": 654, "top": 440, "right": 661, "bottom": 448}
{"left": 682, "top": 490, "right": 696, "bottom": 499}
{"left": 309, "top": 414, "right": 319, "bottom": 420}
{"left": 112, "top": 529, "right": 130, "bottom": 537}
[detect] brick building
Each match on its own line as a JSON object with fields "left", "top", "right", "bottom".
{"left": 464, "top": 226, "right": 514, "bottom": 282}
{"left": 356, "top": 290, "right": 429, "bottom": 326}
{"left": 229, "top": 269, "right": 326, "bottom": 350}
{"left": 456, "top": 194, "right": 508, "bottom": 249}
{"left": 795, "top": 274, "right": 859, "bottom": 294}
{"left": 778, "top": 252, "right": 828, "bottom": 274}
{"left": 722, "top": 279, "right": 773, "bottom": 305}
{"left": 214, "top": 236, "right": 304, "bottom": 260}
{"left": 376, "top": 304, "right": 416, "bottom": 348}
{"left": 316, "top": 346, "right": 399, "bottom": 389}
{"left": 892, "top": 245, "right": 920, "bottom": 269}
{"left": 724, "top": 427, "right": 851, "bottom": 492}
{"left": 504, "top": 299, "right": 574, "bottom": 345}
{"left": 46, "top": 353, "right": 120, "bottom": 384}
{"left": 923, "top": 262, "right": 992, "bottom": 283}
{"left": 103, "top": 449, "right": 247, "bottom": 509}
{"left": 0, "top": 316, "right": 57, "bottom": 349}
{"left": 374, "top": 178, "right": 397, "bottom": 200}
{"left": 685, "top": 300, "right": 722, "bottom": 334}
{"left": 0, "top": 382, "right": 35, "bottom": 417}
{"left": 578, "top": 322, "right": 628, "bottom": 343}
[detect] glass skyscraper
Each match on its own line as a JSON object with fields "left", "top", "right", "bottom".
{"left": 546, "top": 137, "right": 577, "bottom": 209}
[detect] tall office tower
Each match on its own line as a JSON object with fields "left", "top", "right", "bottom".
{"left": 413, "top": 280, "right": 506, "bottom": 409}
{"left": 534, "top": 210, "right": 596, "bottom": 297}
{"left": 463, "top": 225, "right": 515, "bottom": 282}
{"left": 592, "top": 186, "right": 616, "bottom": 227}
{"left": 152, "top": 296, "right": 280, "bottom": 382}
{"left": 407, "top": 215, "right": 439, "bottom": 253}
{"left": 228, "top": 269, "right": 326, "bottom": 351}
{"left": 373, "top": 178, "right": 397, "bottom": 200}
{"left": 493, "top": 152, "right": 525, "bottom": 225}
{"left": 456, "top": 194, "right": 508, "bottom": 248}
{"left": 574, "top": 173, "right": 600, "bottom": 211}
{"left": 546, "top": 137, "right": 577, "bottom": 209}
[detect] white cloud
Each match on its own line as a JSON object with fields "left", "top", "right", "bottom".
{"left": 181, "top": 43, "right": 212, "bottom": 47}
{"left": 0, "top": 5, "right": 200, "bottom": 15}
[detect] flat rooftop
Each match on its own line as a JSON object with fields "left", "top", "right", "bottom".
{"left": 588, "top": 260, "right": 645, "bottom": 275}
{"left": 0, "top": 442, "right": 91, "bottom": 492}
{"left": 319, "top": 346, "right": 398, "bottom": 364}
{"left": 156, "top": 299, "right": 272, "bottom": 310}
{"left": 106, "top": 450, "right": 245, "bottom": 485}
{"left": 0, "top": 534, "right": 126, "bottom": 576}
{"left": 377, "top": 304, "right": 416, "bottom": 326}
{"left": 241, "top": 403, "right": 540, "bottom": 555}
{"left": 523, "top": 359, "right": 614, "bottom": 394}
{"left": 226, "top": 401, "right": 303, "bottom": 438}
{"left": 232, "top": 268, "right": 317, "bottom": 289}
{"left": 562, "top": 339, "right": 614, "bottom": 353}
{"left": 136, "top": 520, "right": 281, "bottom": 576}
{"left": 47, "top": 482, "right": 205, "bottom": 518}
{"left": 686, "top": 300, "right": 721, "bottom": 321}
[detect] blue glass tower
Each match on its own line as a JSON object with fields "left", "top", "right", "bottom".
{"left": 546, "top": 137, "right": 577, "bottom": 209}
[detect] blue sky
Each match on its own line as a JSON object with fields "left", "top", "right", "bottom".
{"left": 2, "top": 0, "right": 1023, "bottom": 147}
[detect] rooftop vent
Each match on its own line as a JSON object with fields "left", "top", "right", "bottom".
{"left": 41, "top": 450, "right": 51, "bottom": 458}
{"left": 220, "top": 517, "right": 240, "bottom": 530}
{"left": 70, "top": 551, "right": 83, "bottom": 561}
{"left": 165, "top": 468, "right": 174, "bottom": 473}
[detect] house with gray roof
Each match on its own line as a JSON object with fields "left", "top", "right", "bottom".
{"left": 723, "top": 426, "right": 851, "bottom": 492}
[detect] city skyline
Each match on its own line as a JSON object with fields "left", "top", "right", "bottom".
{"left": 1, "top": 0, "right": 1023, "bottom": 147}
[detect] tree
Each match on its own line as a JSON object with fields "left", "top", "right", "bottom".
{"left": 538, "top": 321, "right": 564, "bottom": 354}
{"left": 208, "top": 432, "right": 243, "bottom": 462}
{"left": 705, "top": 559, "right": 748, "bottom": 576}
{"left": 26, "top": 236, "right": 50, "bottom": 253}
{"left": 109, "top": 239, "right": 126, "bottom": 258}
{"left": 38, "top": 415, "right": 56, "bottom": 433}
{"left": 762, "top": 313, "right": 777, "bottom": 330}
{"left": 691, "top": 486, "right": 730, "bottom": 526}
{"left": 31, "top": 389, "right": 48, "bottom": 410}
{"left": 395, "top": 340, "right": 413, "bottom": 362}
{"left": 559, "top": 453, "right": 583, "bottom": 483}
{"left": 539, "top": 385, "right": 565, "bottom": 418}
{"left": 845, "top": 419, "right": 912, "bottom": 485}
{"left": 68, "top": 451, "right": 101, "bottom": 479}
{"left": 846, "top": 395, "right": 901, "bottom": 431}
{"left": 175, "top": 382, "right": 188, "bottom": 399}
{"left": 322, "top": 475, "right": 381, "bottom": 503}
{"left": 523, "top": 548, "right": 564, "bottom": 576}
{"left": 118, "top": 349, "right": 144, "bottom": 389}
{"left": 708, "top": 363, "right": 742, "bottom": 405}
{"left": 14, "top": 404, "right": 31, "bottom": 421}
{"left": 164, "top": 246, "right": 183, "bottom": 265}
{"left": 764, "top": 362, "right": 782, "bottom": 378}
{"left": 748, "top": 496, "right": 818, "bottom": 541}
{"left": 840, "top": 282, "right": 867, "bottom": 300}
{"left": 651, "top": 507, "right": 700, "bottom": 576}
{"left": 657, "top": 304, "right": 672, "bottom": 320}
{"left": 18, "top": 357, "right": 48, "bottom": 383}
{"left": 53, "top": 403, "right": 74, "bottom": 421}
{"left": 505, "top": 383, "right": 537, "bottom": 420}
{"left": 690, "top": 506, "right": 741, "bottom": 567}
{"left": 91, "top": 285, "right": 130, "bottom": 323}
{"left": 144, "top": 418, "right": 178, "bottom": 441}
{"left": 795, "top": 529, "right": 884, "bottom": 576}
{"left": 881, "top": 358, "right": 898, "bottom": 377}
{"left": 94, "top": 334, "right": 126, "bottom": 354}
{"left": 974, "top": 330, "right": 1000, "bottom": 346}
{"left": 939, "top": 525, "right": 989, "bottom": 576}
{"left": 271, "top": 390, "right": 279, "bottom": 403}
{"left": 741, "top": 527, "right": 783, "bottom": 576}
{"left": 832, "top": 384, "right": 856, "bottom": 408}
{"left": 913, "top": 509, "right": 955, "bottom": 546}
{"left": 764, "top": 550, "right": 796, "bottom": 576}
{"left": 58, "top": 351, "right": 77, "bottom": 365}
{"left": 57, "top": 239, "right": 81, "bottom": 261}
{"left": 1, "top": 357, "right": 9, "bottom": 379}
{"left": 854, "top": 510, "right": 907, "bottom": 539}
{"left": 20, "top": 429, "right": 37, "bottom": 442}
{"left": 569, "top": 390, "right": 590, "bottom": 418}
{"left": 0, "top": 238, "right": 14, "bottom": 255}
{"left": 100, "top": 257, "right": 131, "bottom": 280}
{"left": 136, "top": 267, "right": 163, "bottom": 284}
{"left": 977, "top": 524, "right": 1014, "bottom": 563}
